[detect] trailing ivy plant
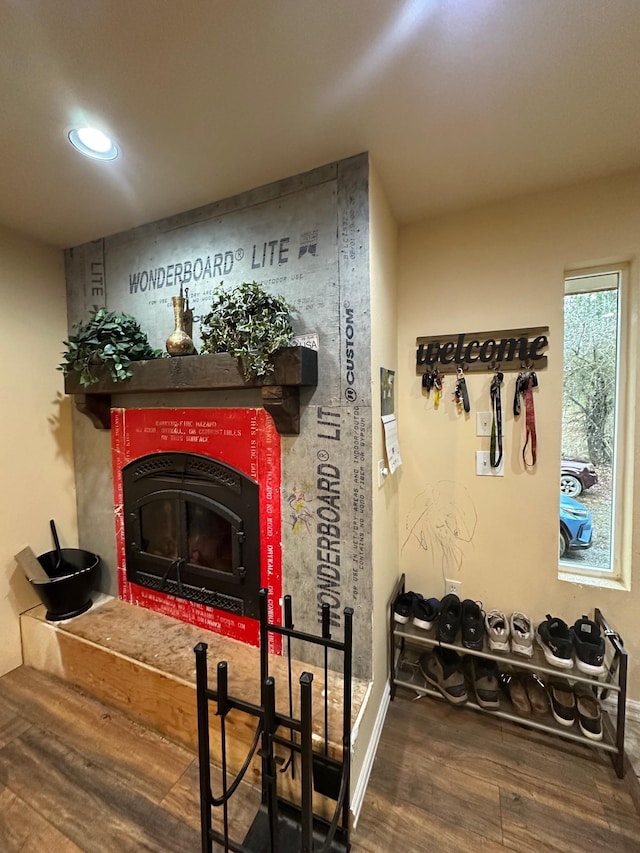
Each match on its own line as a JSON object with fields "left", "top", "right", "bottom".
{"left": 200, "top": 281, "right": 293, "bottom": 380}
{"left": 59, "top": 307, "right": 163, "bottom": 387}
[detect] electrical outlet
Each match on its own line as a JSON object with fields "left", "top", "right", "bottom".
{"left": 476, "top": 450, "right": 504, "bottom": 476}
{"left": 445, "top": 579, "right": 461, "bottom": 597}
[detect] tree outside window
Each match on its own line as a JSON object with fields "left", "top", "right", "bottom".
{"left": 561, "top": 271, "right": 619, "bottom": 572}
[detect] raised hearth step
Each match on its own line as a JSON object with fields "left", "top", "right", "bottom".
{"left": 20, "top": 597, "right": 369, "bottom": 817}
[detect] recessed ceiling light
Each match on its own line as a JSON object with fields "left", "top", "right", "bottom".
{"left": 68, "top": 127, "right": 119, "bottom": 160}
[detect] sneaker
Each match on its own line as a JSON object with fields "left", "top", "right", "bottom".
{"left": 536, "top": 614, "right": 574, "bottom": 668}
{"left": 465, "top": 656, "right": 500, "bottom": 709}
{"left": 419, "top": 647, "right": 467, "bottom": 704}
{"left": 574, "top": 685, "right": 603, "bottom": 741}
{"left": 461, "top": 599, "right": 485, "bottom": 650}
{"left": 413, "top": 596, "right": 439, "bottom": 631}
{"left": 571, "top": 615, "right": 606, "bottom": 676}
{"left": 485, "top": 609, "right": 510, "bottom": 652}
{"left": 548, "top": 679, "right": 576, "bottom": 727}
{"left": 393, "top": 591, "right": 417, "bottom": 624}
{"left": 437, "top": 594, "right": 461, "bottom": 644}
{"left": 510, "top": 612, "right": 534, "bottom": 658}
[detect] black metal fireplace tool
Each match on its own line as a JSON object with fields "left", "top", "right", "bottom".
{"left": 195, "top": 589, "right": 354, "bottom": 852}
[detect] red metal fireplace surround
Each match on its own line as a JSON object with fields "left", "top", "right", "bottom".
{"left": 112, "top": 407, "right": 282, "bottom": 647}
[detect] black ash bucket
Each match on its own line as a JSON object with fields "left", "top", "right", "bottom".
{"left": 30, "top": 548, "right": 101, "bottom": 621}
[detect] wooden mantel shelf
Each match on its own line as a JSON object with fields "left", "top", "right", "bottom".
{"left": 64, "top": 347, "right": 318, "bottom": 435}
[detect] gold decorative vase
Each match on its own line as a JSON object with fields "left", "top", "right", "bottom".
{"left": 166, "top": 295, "right": 195, "bottom": 356}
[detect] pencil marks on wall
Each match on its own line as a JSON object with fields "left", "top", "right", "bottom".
{"left": 403, "top": 481, "right": 477, "bottom": 575}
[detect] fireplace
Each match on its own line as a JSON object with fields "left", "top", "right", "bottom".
{"left": 112, "top": 406, "right": 282, "bottom": 647}
{"left": 122, "top": 451, "right": 261, "bottom": 619}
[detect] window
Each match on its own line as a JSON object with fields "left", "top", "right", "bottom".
{"left": 560, "top": 265, "right": 634, "bottom": 585}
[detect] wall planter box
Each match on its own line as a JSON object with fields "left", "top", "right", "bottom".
{"left": 64, "top": 347, "right": 318, "bottom": 435}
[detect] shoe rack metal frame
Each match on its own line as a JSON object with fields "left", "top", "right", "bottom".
{"left": 389, "top": 573, "right": 628, "bottom": 778}
{"left": 195, "top": 588, "right": 354, "bottom": 852}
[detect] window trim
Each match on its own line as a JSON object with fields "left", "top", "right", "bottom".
{"left": 558, "top": 262, "right": 636, "bottom": 590}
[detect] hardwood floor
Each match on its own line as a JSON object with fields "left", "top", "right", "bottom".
{"left": 358, "top": 690, "right": 640, "bottom": 852}
{"left": 0, "top": 667, "right": 639, "bottom": 852}
{"left": 0, "top": 667, "right": 200, "bottom": 852}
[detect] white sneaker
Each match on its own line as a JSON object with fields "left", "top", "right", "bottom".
{"left": 510, "top": 612, "right": 534, "bottom": 658}
{"left": 484, "top": 609, "right": 510, "bottom": 652}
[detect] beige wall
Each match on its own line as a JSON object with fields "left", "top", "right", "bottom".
{"left": 353, "top": 163, "right": 399, "bottom": 783}
{"left": 0, "top": 225, "right": 78, "bottom": 675}
{"left": 397, "top": 169, "right": 640, "bottom": 700}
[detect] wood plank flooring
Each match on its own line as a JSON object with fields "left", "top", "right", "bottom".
{"left": 358, "top": 689, "right": 640, "bottom": 853}
{"left": 0, "top": 667, "right": 639, "bottom": 852}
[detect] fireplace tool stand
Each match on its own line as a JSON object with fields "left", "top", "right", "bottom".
{"left": 195, "top": 588, "right": 354, "bottom": 852}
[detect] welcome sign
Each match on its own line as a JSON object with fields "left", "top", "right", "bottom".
{"left": 416, "top": 326, "right": 549, "bottom": 374}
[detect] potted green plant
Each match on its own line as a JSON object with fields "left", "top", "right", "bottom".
{"left": 59, "top": 306, "right": 163, "bottom": 388}
{"left": 200, "top": 281, "right": 294, "bottom": 381}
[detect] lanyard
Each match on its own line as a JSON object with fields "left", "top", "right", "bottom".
{"left": 513, "top": 374, "right": 523, "bottom": 417}
{"left": 514, "top": 371, "right": 538, "bottom": 466}
{"left": 490, "top": 371, "right": 503, "bottom": 468}
{"left": 522, "top": 372, "right": 537, "bottom": 467}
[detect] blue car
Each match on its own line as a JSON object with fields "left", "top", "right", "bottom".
{"left": 559, "top": 494, "right": 593, "bottom": 558}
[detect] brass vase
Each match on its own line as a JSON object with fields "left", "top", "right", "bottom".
{"left": 166, "top": 295, "right": 195, "bottom": 356}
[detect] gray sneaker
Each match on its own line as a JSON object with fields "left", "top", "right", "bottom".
{"left": 485, "top": 609, "right": 510, "bottom": 652}
{"left": 510, "top": 611, "right": 534, "bottom": 658}
{"left": 419, "top": 647, "right": 467, "bottom": 704}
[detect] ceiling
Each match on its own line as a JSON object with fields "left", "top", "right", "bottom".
{"left": 2, "top": 0, "right": 640, "bottom": 249}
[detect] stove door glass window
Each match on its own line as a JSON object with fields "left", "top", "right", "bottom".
{"left": 140, "top": 497, "right": 179, "bottom": 559}
{"left": 186, "top": 501, "right": 233, "bottom": 573}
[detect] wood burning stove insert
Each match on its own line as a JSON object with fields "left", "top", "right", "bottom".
{"left": 122, "top": 452, "right": 260, "bottom": 619}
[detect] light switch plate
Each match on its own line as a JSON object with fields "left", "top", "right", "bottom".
{"left": 476, "top": 412, "right": 492, "bottom": 436}
{"left": 476, "top": 450, "right": 504, "bottom": 476}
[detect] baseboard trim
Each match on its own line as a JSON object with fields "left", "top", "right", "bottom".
{"left": 626, "top": 697, "right": 640, "bottom": 722}
{"left": 351, "top": 681, "right": 390, "bottom": 827}
{"left": 602, "top": 695, "right": 640, "bottom": 722}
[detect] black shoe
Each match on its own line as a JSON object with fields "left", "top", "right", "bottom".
{"left": 548, "top": 679, "right": 576, "bottom": 727}
{"left": 536, "top": 614, "right": 573, "bottom": 669}
{"left": 571, "top": 615, "right": 606, "bottom": 676}
{"left": 437, "top": 594, "right": 461, "bottom": 643}
{"left": 412, "top": 596, "right": 439, "bottom": 631}
{"left": 464, "top": 656, "right": 499, "bottom": 709}
{"left": 574, "top": 685, "right": 603, "bottom": 740}
{"left": 419, "top": 647, "right": 467, "bottom": 704}
{"left": 461, "top": 599, "right": 485, "bottom": 650}
{"left": 393, "top": 591, "right": 418, "bottom": 624}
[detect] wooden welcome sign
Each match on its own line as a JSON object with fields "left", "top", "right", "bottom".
{"left": 416, "top": 326, "right": 549, "bottom": 375}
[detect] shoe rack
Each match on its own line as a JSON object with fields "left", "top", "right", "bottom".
{"left": 389, "top": 574, "right": 628, "bottom": 778}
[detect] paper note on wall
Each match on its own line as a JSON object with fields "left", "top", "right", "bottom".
{"left": 382, "top": 414, "right": 402, "bottom": 474}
